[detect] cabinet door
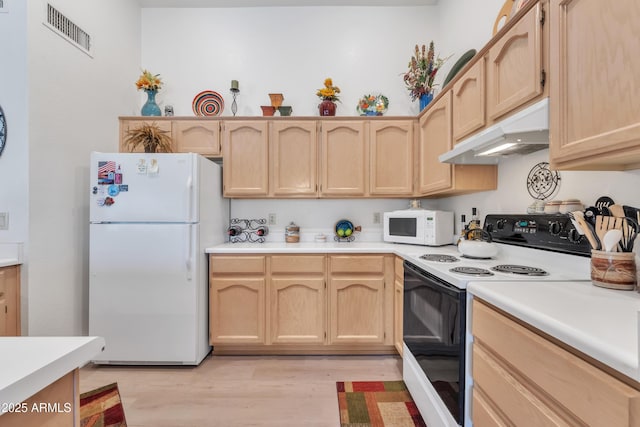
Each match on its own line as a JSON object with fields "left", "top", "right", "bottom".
{"left": 270, "top": 278, "right": 325, "bottom": 344}
{"left": 270, "top": 121, "right": 318, "bottom": 197}
{"left": 210, "top": 277, "right": 265, "bottom": 344}
{"left": 550, "top": 0, "right": 640, "bottom": 170}
{"left": 222, "top": 121, "right": 269, "bottom": 197}
{"left": 417, "top": 92, "right": 453, "bottom": 194}
{"left": 369, "top": 121, "right": 414, "bottom": 196}
{"left": 119, "top": 119, "right": 173, "bottom": 153}
{"left": 320, "top": 121, "right": 368, "bottom": 197}
{"left": 452, "top": 58, "right": 486, "bottom": 142}
{"left": 173, "top": 120, "right": 221, "bottom": 156}
{"left": 486, "top": 3, "right": 544, "bottom": 121}
{"left": 329, "top": 277, "right": 385, "bottom": 344}
{"left": 0, "top": 266, "right": 19, "bottom": 337}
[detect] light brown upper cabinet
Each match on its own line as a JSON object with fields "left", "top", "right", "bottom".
{"left": 269, "top": 121, "right": 318, "bottom": 197}
{"left": 452, "top": 58, "right": 486, "bottom": 143}
{"left": 417, "top": 92, "right": 454, "bottom": 194}
{"left": 222, "top": 121, "right": 269, "bottom": 197}
{"left": 119, "top": 119, "right": 174, "bottom": 153}
{"left": 369, "top": 121, "right": 414, "bottom": 196}
{"left": 417, "top": 92, "right": 497, "bottom": 197}
{"left": 486, "top": 2, "right": 545, "bottom": 122}
{"left": 173, "top": 120, "right": 221, "bottom": 157}
{"left": 549, "top": 0, "right": 640, "bottom": 170}
{"left": 320, "top": 121, "right": 368, "bottom": 197}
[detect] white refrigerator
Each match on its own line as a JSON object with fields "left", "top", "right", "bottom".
{"left": 89, "top": 152, "right": 228, "bottom": 365}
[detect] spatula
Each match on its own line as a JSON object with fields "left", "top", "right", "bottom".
{"left": 573, "top": 211, "right": 600, "bottom": 249}
{"left": 603, "top": 229, "right": 623, "bottom": 252}
{"left": 609, "top": 204, "right": 626, "bottom": 218}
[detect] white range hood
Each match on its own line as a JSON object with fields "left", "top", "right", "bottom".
{"left": 439, "top": 98, "right": 549, "bottom": 164}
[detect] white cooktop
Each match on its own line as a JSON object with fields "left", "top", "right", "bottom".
{"left": 400, "top": 243, "right": 591, "bottom": 288}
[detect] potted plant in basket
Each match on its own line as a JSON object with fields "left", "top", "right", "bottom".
{"left": 124, "top": 123, "right": 173, "bottom": 153}
{"left": 403, "top": 41, "right": 450, "bottom": 111}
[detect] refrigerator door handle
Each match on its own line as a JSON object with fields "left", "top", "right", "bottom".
{"left": 186, "top": 174, "right": 194, "bottom": 222}
{"left": 186, "top": 225, "right": 193, "bottom": 281}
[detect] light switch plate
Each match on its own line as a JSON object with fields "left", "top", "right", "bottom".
{"left": 268, "top": 213, "right": 277, "bottom": 225}
{"left": 373, "top": 212, "right": 381, "bottom": 224}
{"left": 0, "top": 212, "right": 8, "bottom": 230}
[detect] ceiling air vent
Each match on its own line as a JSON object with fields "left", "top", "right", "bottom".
{"left": 44, "top": 3, "right": 92, "bottom": 57}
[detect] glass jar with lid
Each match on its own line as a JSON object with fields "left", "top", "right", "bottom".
{"left": 285, "top": 221, "right": 300, "bottom": 243}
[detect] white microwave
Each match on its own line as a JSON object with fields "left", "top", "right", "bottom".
{"left": 383, "top": 209, "right": 454, "bottom": 246}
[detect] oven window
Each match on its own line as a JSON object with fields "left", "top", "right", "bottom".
{"left": 403, "top": 262, "right": 465, "bottom": 424}
{"left": 389, "top": 217, "right": 417, "bottom": 237}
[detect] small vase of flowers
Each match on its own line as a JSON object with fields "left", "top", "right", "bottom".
{"left": 316, "top": 78, "right": 340, "bottom": 116}
{"left": 403, "top": 41, "right": 450, "bottom": 111}
{"left": 136, "top": 70, "right": 163, "bottom": 116}
{"left": 357, "top": 94, "right": 389, "bottom": 116}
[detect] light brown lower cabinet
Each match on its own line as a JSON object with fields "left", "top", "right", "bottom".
{"left": 270, "top": 255, "right": 325, "bottom": 344}
{"left": 472, "top": 299, "right": 640, "bottom": 426}
{"left": 209, "top": 255, "right": 266, "bottom": 344}
{"left": 0, "top": 369, "right": 79, "bottom": 427}
{"left": 209, "top": 254, "right": 396, "bottom": 354}
{"left": 0, "top": 265, "right": 20, "bottom": 336}
{"left": 393, "top": 256, "right": 404, "bottom": 356}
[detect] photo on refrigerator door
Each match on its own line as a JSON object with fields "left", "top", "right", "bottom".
{"left": 98, "top": 161, "right": 116, "bottom": 185}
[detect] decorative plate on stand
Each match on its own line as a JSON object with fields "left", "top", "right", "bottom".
{"left": 192, "top": 90, "right": 225, "bottom": 116}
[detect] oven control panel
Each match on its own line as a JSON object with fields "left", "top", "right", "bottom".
{"left": 484, "top": 214, "right": 591, "bottom": 256}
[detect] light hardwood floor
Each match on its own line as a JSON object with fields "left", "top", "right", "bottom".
{"left": 80, "top": 354, "right": 403, "bottom": 427}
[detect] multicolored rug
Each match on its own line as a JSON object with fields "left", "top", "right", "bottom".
{"left": 80, "top": 382, "right": 127, "bottom": 427}
{"left": 337, "top": 381, "right": 427, "bottom": 427}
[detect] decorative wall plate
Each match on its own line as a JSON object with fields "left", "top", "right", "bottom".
{"left": 527, "top": 162, "right": 560, "bottom": 200}
{"left": 192, "top": 90, "right": 224, "bottom": 116}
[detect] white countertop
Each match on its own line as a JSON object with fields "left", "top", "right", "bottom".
{"left": 0, "top": 336, "right": 105, "bottom": 407}
{"left": 0, "top": 243, "right": 23, "bottom": 268}
{"left": 0, "top": 258, "right": 21, "bottom": 268}
{"left": 468, "top": 281, "right": 640, "bottom": 382}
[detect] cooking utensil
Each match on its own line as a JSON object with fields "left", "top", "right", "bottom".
{"left": 572, "top": 211, "right": 600, "bottom": 249}
{"left": 619, "top": 217, "right": 639, "bottom": 252}
{"left": 623, "top": 205, "right": 640, "bottom": 224}
{"left": 567, "top": 211, "right": 584, "bottom": 235}
{"left": 595, "top": 196, "right": 614, "bottom": 213}
{"left": 603, "top": 229, "right": 623, "bottom": 252}
{"left": 608, "top": 204, "right": 626, "bottom": 218}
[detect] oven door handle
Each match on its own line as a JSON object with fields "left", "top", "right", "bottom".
{"left": 404, "top": 261, "right": 464, "bottom": 297}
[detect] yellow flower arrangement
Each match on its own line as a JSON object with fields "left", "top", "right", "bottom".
{"left": 316, "top": 78, "right": 341, "bottom": 102}
{"left": 135, "top": 69, "right": 163, "bottom": 92}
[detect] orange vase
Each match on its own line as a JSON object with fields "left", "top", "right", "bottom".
{"left": 319, "top": 100, "right": 336, "bottom": 116}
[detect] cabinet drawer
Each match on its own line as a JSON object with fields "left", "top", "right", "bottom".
{"left": 473, "top": 344, "right": 571, "bottom": 426}
{"left": 271, "top": 255, "right": 325, "bottom": 274}
{"left": 473, "top": 300, "right": 640, "bottom": 426}
{"left": 330, "top": 255, "right": 385, "bottom": 274}
{"left": 210, "top": 255, "right": 265, "bottom": 274}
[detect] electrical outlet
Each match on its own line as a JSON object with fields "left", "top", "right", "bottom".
{"left": 0, "top": 212, "right": 8, "bottom": 230}
{"left": 373, "top": 212, "right": 381, "bottom": 224}
{"left": 268, "top": 213, "right": 277, "bottom": 225}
